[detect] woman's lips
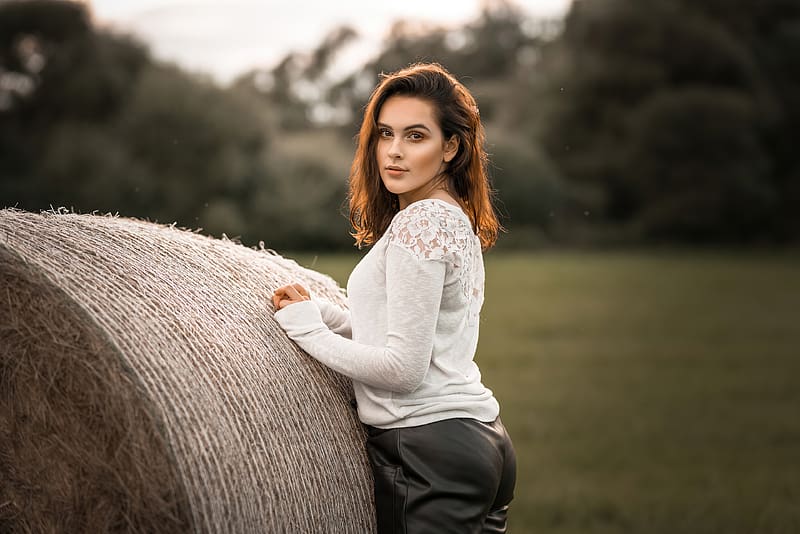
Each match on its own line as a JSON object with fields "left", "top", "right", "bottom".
{"left": 385, "top": 166, "right": 407, "bottom": 177}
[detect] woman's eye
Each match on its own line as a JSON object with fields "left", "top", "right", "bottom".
{"left": 379, "top": 128, "right": 393, "bottom": 138}
{"left": 408, "top": 132, "right": 423, "bottom": 141}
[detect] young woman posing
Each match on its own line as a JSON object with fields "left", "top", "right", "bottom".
{"left": 272, "top": 63, "right": 516, "bottom": 533}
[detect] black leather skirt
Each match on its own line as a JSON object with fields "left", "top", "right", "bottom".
{"left": 365, "top": 417, "right": 516, "bottom": 534}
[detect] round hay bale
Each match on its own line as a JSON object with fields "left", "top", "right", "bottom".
{"left": 0, "top": 209, "right": 374, "bottom": 533}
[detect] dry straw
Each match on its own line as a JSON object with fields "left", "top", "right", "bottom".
{"left": 0, "top": 209, "right": 375, "bottom": 533}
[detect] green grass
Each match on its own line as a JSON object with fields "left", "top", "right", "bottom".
{"left": 290, "top": 250, "right": 800, "bottom": 534}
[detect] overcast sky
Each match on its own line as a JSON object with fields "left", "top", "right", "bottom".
{"left": 86, "top": 0, "right": 572, "bottom": 84}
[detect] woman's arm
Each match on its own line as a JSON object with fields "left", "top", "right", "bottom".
{"left": 274, "top": 244, "right": 445, "bottom": 394}
{"left": 314, "top": 298, "right": 352, "bottom": 338}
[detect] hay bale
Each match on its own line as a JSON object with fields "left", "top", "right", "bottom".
{"left": 0, "top": 209, "right": 375, "bottom": 533}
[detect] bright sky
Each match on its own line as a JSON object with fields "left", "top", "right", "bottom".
{"left": 86, "top": 0, "right": 572, "bottom": 84}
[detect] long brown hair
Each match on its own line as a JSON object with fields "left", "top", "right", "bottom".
{"left": 348, "top": 63, "right": 502, "bottom": 250}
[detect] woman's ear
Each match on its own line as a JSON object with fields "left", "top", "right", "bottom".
{"left": 443, "top": 135, "right": 459, "bottom": 163}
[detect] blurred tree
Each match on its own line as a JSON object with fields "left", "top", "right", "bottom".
{"left": 252, "top": 153, "right": 352, "bottom": 251}
{"left": 232, "top": 25, "right": 358, "bottom": 130}
{"left": 230, "top": 1, "right": 562, "bottom": 247}
{"left": 488, "top": 134, "right": 565, "bottom": 246}
{"left": 9, "top": 0, "right": 793, "bottom": 248}
{"left": 625, "top": 88, "right": 772, "bottom": 241}
{"left": 114, "top": 63, "right": 269, "bottom": 236}
{"left": 329, "top": 0, "right": 547, "bottom": 127}
{"left": 538, "top": 0, "right": 800, "bottom": 242}
{"left": 0, "top": 0, "right": 148, "bottom": 205}
{"left": 0, "top": 0, "right": 277, "bottom": 246}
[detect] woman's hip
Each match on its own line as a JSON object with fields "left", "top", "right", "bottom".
{"left": 364, "top": 417, "right": 516, "bottom": 533}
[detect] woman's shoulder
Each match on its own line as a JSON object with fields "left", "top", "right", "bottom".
{"left": 386, "top": 199, "right": 476, "bottom": 261}
{"left": 391, "top": 198, "right": 471, "bottom": 228}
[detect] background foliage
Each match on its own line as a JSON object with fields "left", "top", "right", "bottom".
{"left": 1, "top": 0, "right": 799, "bottom": 249}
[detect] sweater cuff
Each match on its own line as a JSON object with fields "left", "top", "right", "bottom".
{"left": 274, "top": 299, "right": 325, "bottom": 334}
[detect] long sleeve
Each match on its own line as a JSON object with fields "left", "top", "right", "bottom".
{"left": 314, "top": 298, "right": 352, "bottom": 338}
{"left": 275, "top": 244, "right": 445, "bottom": 394}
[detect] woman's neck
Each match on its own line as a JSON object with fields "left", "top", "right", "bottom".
{"left": 398, "top": 180, "right": 459, "bottom": 210}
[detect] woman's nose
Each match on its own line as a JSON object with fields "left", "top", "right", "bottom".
{"left": 388, "top": 139, "right": 402, "bottom": 159}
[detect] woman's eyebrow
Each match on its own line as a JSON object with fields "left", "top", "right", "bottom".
{"left": 377, "top": 122, "right": 432, "bottom": 132}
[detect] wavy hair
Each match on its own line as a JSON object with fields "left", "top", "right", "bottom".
{"left": 348, "top": 63, "right": 501, "bottom": 250}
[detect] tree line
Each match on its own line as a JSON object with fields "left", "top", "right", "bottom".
{"left": 1, "top": 0, "right": 798, "bottom": 249}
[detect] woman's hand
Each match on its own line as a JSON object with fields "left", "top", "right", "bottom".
{"left": 272, "top": 283, "right": 310, "bottom": 310}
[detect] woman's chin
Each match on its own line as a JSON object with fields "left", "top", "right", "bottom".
{"left": 381, "top": 182, "right": 405, "bottom": 196}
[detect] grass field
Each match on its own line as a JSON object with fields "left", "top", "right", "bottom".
{"left": 291, "top": 250, "right": 800, "bottom": 534}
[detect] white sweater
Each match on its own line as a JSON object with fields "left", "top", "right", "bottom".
{"left": 274, "top": 198, "right": 499, "bottom": 428}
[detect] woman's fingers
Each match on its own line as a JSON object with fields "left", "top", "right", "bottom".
{"left": 292, "top": 283, "right": 310, "bottom": 298}
{"left": 272, "top": 283, "right": 310, "bottom": 310}
{"left": 285, "top": 285, "right": 304, "bottom": 301}
{"left": 272, "top": 286, "right": 289, "bottom": 309}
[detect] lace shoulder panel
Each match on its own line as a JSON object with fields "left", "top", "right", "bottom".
{"left": 385, "top": 200, "right": 473, "bottom": 262}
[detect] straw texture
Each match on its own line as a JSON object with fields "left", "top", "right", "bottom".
{"left": 0, "top": 209, "right": 375, "bottom": 533}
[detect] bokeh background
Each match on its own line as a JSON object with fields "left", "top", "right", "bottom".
{"left": 2, "top": 0, "right": 799, "bottom": 532}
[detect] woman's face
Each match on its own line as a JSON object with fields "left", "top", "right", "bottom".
{"left": 375, "top": 96, "right": 458, "bottom": 208}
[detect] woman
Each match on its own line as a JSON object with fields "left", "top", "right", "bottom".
{"left": 272, "top": 63, "right": 516, "bottom": 533}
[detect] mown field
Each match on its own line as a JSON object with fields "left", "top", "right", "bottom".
{"left": 291, "top": 250, "right": 800, "bottom": 534}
